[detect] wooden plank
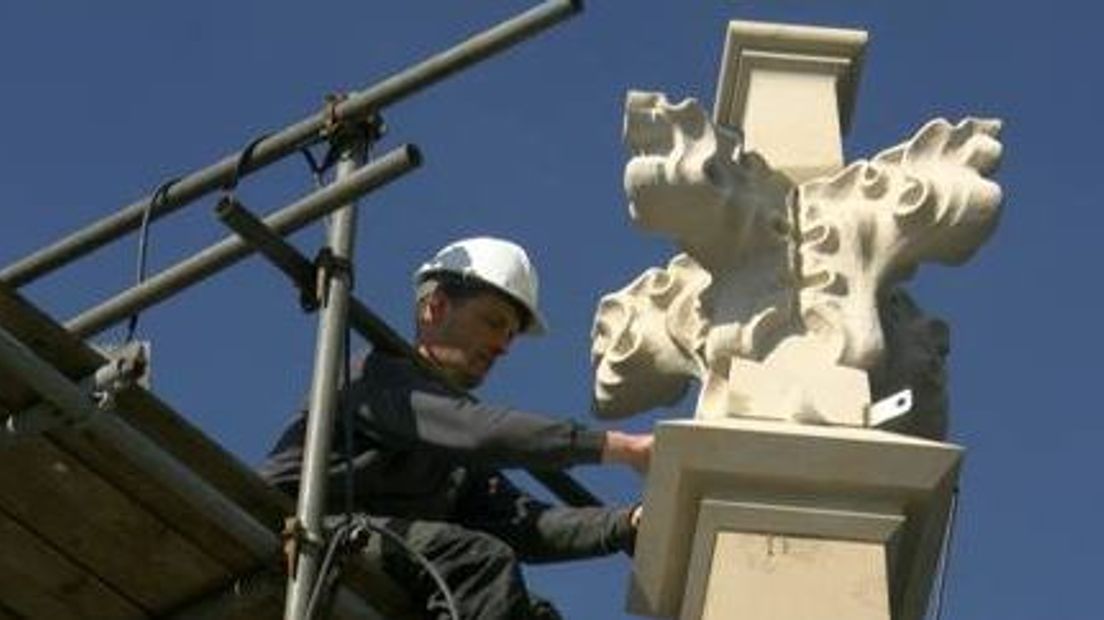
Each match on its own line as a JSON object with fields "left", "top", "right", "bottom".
{"left": 161, "top": 569, "right": 284, "bottom": 619}
{"left": 0, "top": 282, "right": 102, "bottom": 412}
{"left": 110, "top": 386, "right": 293, "bottom": 531}
{"left": 0, "top": 601, "right": 24, "bottom": 619}
{"left": 0, "top": 436, "right": 229, "bottom": 611}
{"left": 0, "top": 276, "right": 408, "bottom": 617}
{"left": 48, "top": 423, "right": 274, "bottom": 574}
{"left": 0, "top": 282, "right": 290, "bottom": 533}
{"left": 0, "top": 508, "right": 144, "bottom": 619}
{"left": 0, "top": 281, "right": 286, "bottom": 551}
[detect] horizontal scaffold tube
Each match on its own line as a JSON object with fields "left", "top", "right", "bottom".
{"left": 216, "top": 198, "right": 427, "bottom": 360}
{"left": 0, "top": 0, "right": 581, "bottom": 288}
{"left": 65, "top": 144, "right": 420, "bottom": 339}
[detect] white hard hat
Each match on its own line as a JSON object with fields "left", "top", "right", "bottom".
{"left": 414, "top": 236, "right": 547, "bottom": 335}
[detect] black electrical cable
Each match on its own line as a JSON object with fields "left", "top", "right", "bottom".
{"left": 303, "top": 523, "right": 351, "bottom": 619}
{"left": 224, "top": 133, "right": 270, "bottom": 198}
{"left": 294, "top": 142, "right": 354, "bottom": 618}
{"left": 352, "top": 517, "right": 461, "bottom": 620}
{"left": 125, "top": 129, "right": 270, "bottom": 344}
{"left": 339, "top": 137, "right": 375, "bottom": 523}
{"left": 302, "top": 516, "right": 461, "bottom": 620}
{"left": 299, "top": 332, "right": 361, "bottom": 620}
{"left": 124, "top": 177, "right": 179, "bottom": 343}
{"left": 300, "top": 146, "right": 328, "bottom": 190}
{"left": 342, "top": 327, "right": 355, "bottom": 522}
{"left": 299, "top": 125, "right": 458, "bottom": 620}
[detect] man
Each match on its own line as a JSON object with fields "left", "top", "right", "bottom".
{"left": 261, "top": 236, "right": 653, "bottom": 619}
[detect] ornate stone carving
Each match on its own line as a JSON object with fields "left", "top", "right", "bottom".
{"left": 591, "top": 91, "right": 1002, "bottom": 435}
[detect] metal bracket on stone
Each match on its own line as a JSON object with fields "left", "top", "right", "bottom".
{"left": 1, "top": 340, "right": 150, "bottom": 443}
{"left": 867, "top": 387, "right": 914, "bottom": 427}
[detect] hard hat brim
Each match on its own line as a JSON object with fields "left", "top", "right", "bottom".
{"left": 416, "top": 268, "right": 548, "bottom": 336}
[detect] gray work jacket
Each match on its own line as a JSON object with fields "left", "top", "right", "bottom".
{"left": 260, "top": 352, "right": 634, "bottom": 559}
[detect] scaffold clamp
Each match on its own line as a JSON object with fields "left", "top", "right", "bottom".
{"left": 1, "top": 341, "right": 150, "bottom": 444}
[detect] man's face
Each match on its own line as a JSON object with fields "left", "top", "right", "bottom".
{"left": 418, "top": 289, "right": 522, "bottom": 389}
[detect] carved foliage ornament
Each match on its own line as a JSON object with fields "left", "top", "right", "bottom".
{"left": 591, "top": 91, "right": 1002, "bottom": 436}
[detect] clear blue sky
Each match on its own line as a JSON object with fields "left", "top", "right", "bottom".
{"left": 1, "top": 1, "right": 1098, "bottom": 618}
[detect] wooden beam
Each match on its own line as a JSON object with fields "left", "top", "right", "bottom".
{"left": 0, "top": 436, "right": 228, "bottom": 611}
{"left": 0, "top": 509, "right": 144, "bottom": 618}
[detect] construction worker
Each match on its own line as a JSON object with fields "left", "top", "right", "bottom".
{"left": 261, "top": 236, "right": 653, "bottom": 619}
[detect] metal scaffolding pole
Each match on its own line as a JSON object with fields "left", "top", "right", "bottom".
{"left": 216, "top": 198, "right": 434, "bottom": 359}
{"left": 0, "top": 0, "right": 582, "bottom": 288}
{"left": 64, "top": 144, "right": 419, "bottom": 339}
{"left": 283, "top": 137, "right": 365, "bottom": 620}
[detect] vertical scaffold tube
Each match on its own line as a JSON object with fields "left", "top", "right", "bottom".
{"left": 283, "top": 138, "right": 364, "bottom": 620}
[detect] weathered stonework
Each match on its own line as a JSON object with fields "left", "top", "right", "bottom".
{"left": 617, "top": 20, "right": 1001, "bottom": 620}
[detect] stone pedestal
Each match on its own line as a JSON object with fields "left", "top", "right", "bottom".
{"left": 628, "top": 419, "right": 960, "bottom": 620}
{"left": 713, "top": 21, "right": 867, "bottom": 183}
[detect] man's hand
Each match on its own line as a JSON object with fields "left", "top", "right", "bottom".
{"left": 602, "top": 430, "right": 654, "bottom": 475}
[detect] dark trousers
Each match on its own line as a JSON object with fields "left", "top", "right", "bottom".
{"left": 376, "top": 518, "right": 562, "bottom": 620}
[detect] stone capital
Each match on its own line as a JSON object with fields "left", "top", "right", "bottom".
{"left": 713, "top": 20, "right": 867, "bottom": 183}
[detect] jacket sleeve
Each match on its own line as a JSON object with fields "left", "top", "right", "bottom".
{"left": 456, "top": 471, "right": 636, "bottom": 562}
{"left": 352, "top": 367, "right": 606, "bottom": 471}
